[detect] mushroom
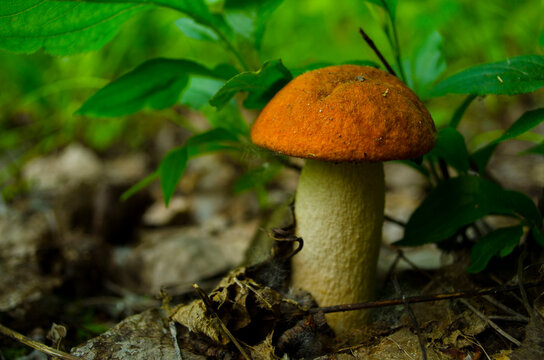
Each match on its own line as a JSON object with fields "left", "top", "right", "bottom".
{"left": 250, "top": 65, "right": 436, "bottom": 333}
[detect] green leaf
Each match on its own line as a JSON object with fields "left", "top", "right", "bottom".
{"left": 0, "top": 0, "right": 229, "bottom": 55}
{"left": 432, "top": 55, "right": 544, "bottom": 97}
{"left": 470, "top": 108, "right": 544, "bottom": 172}
{"left": 83, "top": 0, "right": 220, "bottom": 28}
{"left": 160, "top": 147, "right": 189, "bottom": 206}
{"left": 364, "top": 0, "right": 398, "bottom": 20}
{"left": 224, "top": 0, "right": 283, "bottom": 50}
{"left": 427, "top": 127, "right": 470, "bottom": 174}
{"left": 0, "top": 1, "right": 148, "bottom": 55}
{"left": 209, "top": 59, "right": 292, "bottom": 110}
{"left": 449, "top": 95, "right": 477, "bottom": 128}
{"left": 77, "top": 58, "right": 218, "bottom": 117}
{"left": 467, "top": 225, "right": 523, "bottom": 273}
{"left": 409, "top": 31, "right": 446, "bottom": 99}
{"left": 233, "top": 162, "right": 282, "bottom": 193}
{"left": 397, "top": 175, "right": 542, "bottom": 247}
{"left": 181, "top": 77, "right": 225, "bottom": 109}
{"left": 159, "top": 128, "right": 240, "bottom": 205}
{"left": 175, "top": 17, "right": 219, "bottom": 41}
{"left": 184, "top": 128, "right": 240, "bottom": 157}
{"left": 540, "top": 29, "right": 544, "bottom": 48}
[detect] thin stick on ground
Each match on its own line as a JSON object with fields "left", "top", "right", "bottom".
{"left": 392, "top": 273, "right": 428, "bottom": 360}
{"left": 358, "top": 27, "right": 398, "bottom": 77}
{"left": 303, "top": 279, "right": 544, "bottom": 315}
{"left": 192, "top": 284, "right": 251, "bottom": 360}
{"left": 459, "top": 299, "right": 521, "bottom": 346}
{"left": 0, "top": 323, "right": 79, "bottom": 360}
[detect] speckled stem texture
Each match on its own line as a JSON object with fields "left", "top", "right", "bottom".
{"left": 292, "top": 160, "right": 384, "bottom": 333}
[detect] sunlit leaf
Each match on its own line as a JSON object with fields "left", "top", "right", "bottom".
{"left": 396, "top": 175, "right": 541, "bottom": 247}
{"left": 409, "top": 31, "right": 446, "bottom": 98}
{"left": 77, "top": 58, "right": 217, "bottom": 117}
{"left": 0, "top": 0, "right": 230, "bottom": 55}
{"left": 467, "top": 225, "right": 523, "bottom": 273}
{"left": 209, "top": 59, "right": 292, "bottom": 109}
{"left": 224, "top": 0, "right": 283, "bottom": 50}
{"left": 432, "top": 55, "right": 544, "bottom": 97}
{"left": 175, "top": 17, "right": 219, "bottom": 41}
{"left": 471, "top": 108, "right": 544, "bottom": 172}
{"left": 427, "top": 127, "right": 469, "bottom": 174}
{"left": 0, "top": 1, "right": 147, "bottom": 55}
{"left": 181, "top": 77, "right": 225, "bottom": 109}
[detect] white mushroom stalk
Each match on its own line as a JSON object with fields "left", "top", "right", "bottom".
{"left": 292, "top": 160, "right": 384, "bottom": 332}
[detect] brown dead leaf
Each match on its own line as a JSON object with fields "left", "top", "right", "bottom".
{"left": 171, "top": 267, "right": 305, "bottom": 348}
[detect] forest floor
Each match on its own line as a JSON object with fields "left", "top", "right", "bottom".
{"left": 1, "top": 114, "right": 544, "bottom": 360}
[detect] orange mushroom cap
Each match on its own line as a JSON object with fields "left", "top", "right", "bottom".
{"left": 250, "top": 65, "right": 436, "bottom": 162}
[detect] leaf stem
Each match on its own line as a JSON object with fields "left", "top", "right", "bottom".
{"left": 389, "top": 16, "right": 406, "bottom": 82}
{"left": 378, "top": 0, "right": 406, "bottom": 82}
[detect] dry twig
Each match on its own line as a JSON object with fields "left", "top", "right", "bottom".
{"left": 0, "top": 323, "right": 79, "bottom": 360}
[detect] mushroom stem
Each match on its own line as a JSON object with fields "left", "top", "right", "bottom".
{"left": 292, "top": 160, "right": 384, "bottom": 333}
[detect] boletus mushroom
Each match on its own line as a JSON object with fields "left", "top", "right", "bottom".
{"left": 250, "top": 65, "right": 436, "bottom": 333}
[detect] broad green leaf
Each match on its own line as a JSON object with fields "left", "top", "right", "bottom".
{"left": 449, "top": 95, "right": 477, "bottom": 128}
{"left": 467, "top": 225, "right": 523, "bottom": 273}
{"left": 364, "top": 0, "right": 398, "bottom": 20}
{"left": 427, "top": 127, "right": 470, "bottom": 174}
{"left": 209, "top": 59, "right": 292, "bottom": 110}
{"left": 409, "top": 31, "right": 446, "bottom": 99}
{"left": 0, "top": 0, "right": 229, "bottom": 55}
{"left": 80, "top": 0, "right": 220, "bottom": 29}
{"left": 540, "top": 29, "right": 544, "bottom": 48}
{"left": 471, "top": 108, "right": 544, "bottom": 172}
{"left": 175, "top": 17, "right": 219, "bottom": 41}
{"left": 233, "top": 162, "right": 282, "bottom": 193}
{"left": 77, "top": 58, "right": 217, "bottom": 117}
{"left": 0, "top": 1, "right": 147, "bottom": 55}
{"left": 159, "top": 128, "right": 240, "bottom": 205}
{"left": 432, "top": 55, "right": 544, "bottom": 97}
{"left": 397, "top": 175, "right": 542, "bottom": 247}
